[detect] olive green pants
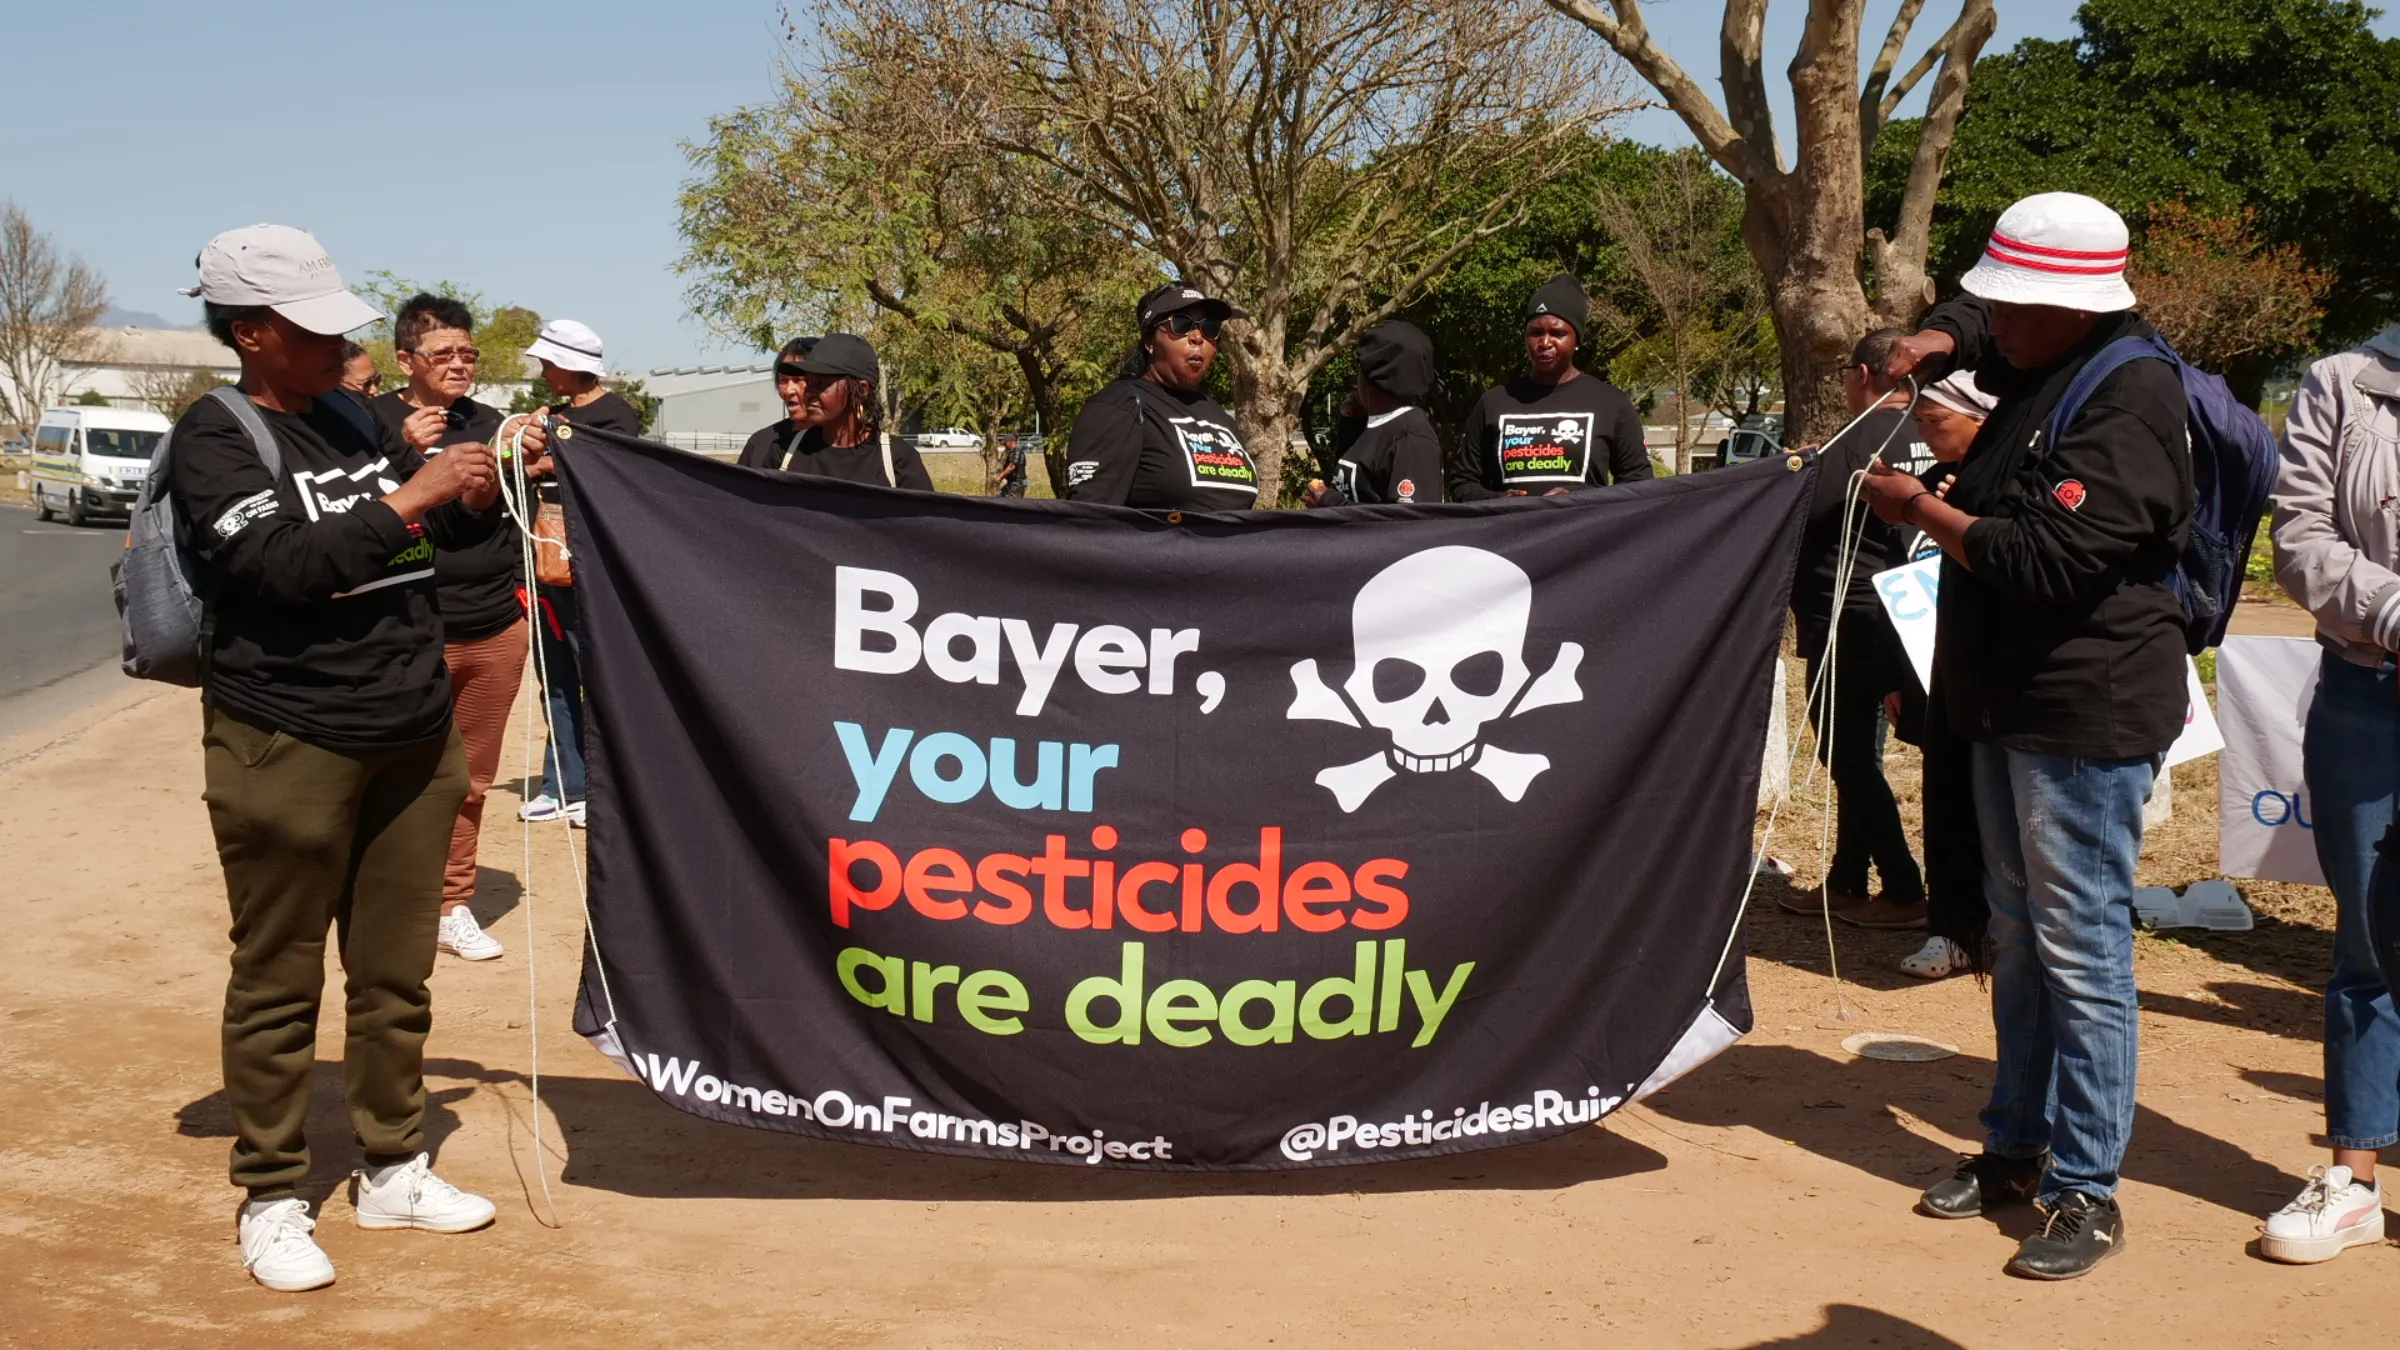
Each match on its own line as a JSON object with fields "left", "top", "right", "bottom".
{"left": 201, "top": 704, "right": 468, "bottom": 1197}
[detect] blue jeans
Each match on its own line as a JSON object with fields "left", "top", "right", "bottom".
{"left": 2311, "top": 656, "right": 2400, "bottom": 1150}
{"left": 1972, "top": 744, "right": 2156, "bottom": 1201}
{"left": 534, "top": 582, "right": 588, "bottom": 804}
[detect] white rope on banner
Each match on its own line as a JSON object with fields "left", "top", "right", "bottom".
{"left": 1707, "top": 382, "right": 1919, "bottom": 1016}
{"left": 488, "top": 411, "right": 615, "bottom": 1229}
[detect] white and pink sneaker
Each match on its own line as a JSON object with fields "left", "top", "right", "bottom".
{"left": 2262, "top": 1165, "right": 2384, "bottom": 1263}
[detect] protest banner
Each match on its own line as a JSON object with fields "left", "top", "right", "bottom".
{"left": 1871, "top": 557, "right": 2222, "bottom": 768}
{"left": 556, "top": 430, "right": 1811, "bottom": 1169}
{"left": 2216, "top": 635, "right": 2325, "bottom": 886}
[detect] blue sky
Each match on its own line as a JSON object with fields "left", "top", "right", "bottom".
{"left": 3, "top": 1, "right": 2390, "bottom": 371}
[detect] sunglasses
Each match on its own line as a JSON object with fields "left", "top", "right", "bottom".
{"left": 1160, "top": 313, "right": 1223, "bottom": 340}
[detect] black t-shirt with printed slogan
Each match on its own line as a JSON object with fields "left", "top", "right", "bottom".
{"left": 368, "top": 391, "right": 524, "bottom": 642}
{"left": 168, "top": 392, "right": 503, "bottom": 750}
{"left": 1062, "top": 379, "right": 1260, "bottom": 509}
{"left": 1449, "top": 374, "right": 1651, "bottom": 499}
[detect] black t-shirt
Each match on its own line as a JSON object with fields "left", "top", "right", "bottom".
{"left": 538, "top": 390, "right": 646, "bottom": 504}
{"left": 767, "top": 427, "right": 935, "bottom": 489}
{"left": 1063, "top": 380, "right": 1260, "bottom": 509}
{"left": 368, "top": 392, "right": 522, "bottom": 642}
{"left": 1335, "top": 408, "right": 1445, "bottom": 505}
{"left": 737, "top": 418, "right": 806, "bottom": 471}
{"left": 169, "top": 392, "right": 501, "bottom": 750}
{"left": 1789, "top": 405, "right": 1909, "bottom": 653}
{"left": 1450, "top": 374, "right": 1652, "bottom": 499}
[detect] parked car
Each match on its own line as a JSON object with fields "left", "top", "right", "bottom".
{"left": 30, "top": 404, "right": 169, "bottom": 526}
{"left": 914, "top": 426, "right": 985, "bottom": 453}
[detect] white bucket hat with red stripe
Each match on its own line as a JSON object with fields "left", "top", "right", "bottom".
{"left": 1958, "top": 192, "right": 2137, "bottom": 312}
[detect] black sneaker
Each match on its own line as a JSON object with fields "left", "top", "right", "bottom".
{"left": 1918, "top": 1152, "right": 2047, "bottom": 1219}
{"left": 2005, "top": 1191, "right": 2127, "bottom": 1280}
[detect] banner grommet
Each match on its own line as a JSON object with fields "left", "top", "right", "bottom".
{"left": 1167, "top": 512, "right": 1184, "bottom": 524}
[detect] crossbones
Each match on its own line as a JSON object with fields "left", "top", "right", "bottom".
{"left": 1287, "top": 546, "right": 1584, "bottom": 812}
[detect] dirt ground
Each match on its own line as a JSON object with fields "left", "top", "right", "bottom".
{"left": 1, "top": 627, "right": 2383, "bottom": 1349}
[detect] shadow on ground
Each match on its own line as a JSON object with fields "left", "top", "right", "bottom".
{"left": 175, "top": 1060, "right": 475, "bottom": 1210}
{"left": 1730, "top": 1303, "right": 1967, "bottom": 1349}
{"left": 1643, "top": 1041, "right": 2307, "bottom": 1221}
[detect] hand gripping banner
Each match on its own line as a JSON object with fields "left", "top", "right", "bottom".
{"left": 559, "top": 431, "right": 1811, "bottom": 1169}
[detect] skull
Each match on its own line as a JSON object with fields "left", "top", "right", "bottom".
{"left": 1341, "top": 546, "right": 1532, "bottom": 769}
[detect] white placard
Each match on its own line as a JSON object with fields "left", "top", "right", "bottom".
{"left": 2216, "top": 635, "right": 2325, "bottom": 885}
{"left": 1869, "top": 558, "right": 2221, "bottom": 768}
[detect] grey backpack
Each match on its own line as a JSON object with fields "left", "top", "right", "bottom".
{"left": 112, "top": 386, "right": 284, "bottom": 686}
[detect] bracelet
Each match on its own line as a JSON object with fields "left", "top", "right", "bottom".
{"left": 1901, "top": 490, "right": 1933, "bottom": 524}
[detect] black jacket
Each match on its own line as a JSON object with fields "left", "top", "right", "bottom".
{"left": 1334, "top": 407, "right": 1445, "bottom": 505}
{"left": 1918, "top": 298, "right": 2194, "bottom": 757}
{"left": 170, "top": 392, "right": 501, "bottom": 750}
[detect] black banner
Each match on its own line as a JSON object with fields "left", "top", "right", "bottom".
{"left": 560, "top": 430, "right": 1810, "bottom": 1169}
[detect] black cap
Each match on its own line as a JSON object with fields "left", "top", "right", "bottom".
{"left": 1356, "top": 320, "right": 1435, "bottom": 402}
{"left": 772, "top": 335, "right": 818, "bottom": 375}
{"left": 790, "top": 332, "right": 878, "bottom": 383}
{"left": 1136, "top": 282, "right": 1242, "bottom": 332}
{"left": 1524, "top": 273, "right": 1589, "bottom": 338}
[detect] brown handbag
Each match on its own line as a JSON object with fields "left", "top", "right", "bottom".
{"left": 533, "top": 500, "right": 573, "bottom": 588}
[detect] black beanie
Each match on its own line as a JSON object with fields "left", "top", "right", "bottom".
{"left": 1356, "top": 320, "right": 1435, "bottom": 403}
{"left": 1524, "top": 273, "right": 1589, "bottom": 338}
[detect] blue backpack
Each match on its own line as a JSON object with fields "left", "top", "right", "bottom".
{"left": 2045, "top": 334, "right": 2280, "bottom": 654}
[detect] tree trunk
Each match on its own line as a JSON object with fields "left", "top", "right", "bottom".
{"left": 1230, "top": 360, "right": 1309, "bottom": 508}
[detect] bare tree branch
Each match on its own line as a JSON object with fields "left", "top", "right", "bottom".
{"left": 0, "top": 204, "right": 108, "bottom": 433}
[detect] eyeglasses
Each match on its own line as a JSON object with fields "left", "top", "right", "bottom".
{"left": 1162, "top": 314, "right": 1223, "bottom": 340}
{"left": 409, "top": 347, "right": 481, "bottom": 367}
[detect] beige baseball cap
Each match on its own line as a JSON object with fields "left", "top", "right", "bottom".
{"left": 180, "top": 224, "right": 384, "bottom": 335}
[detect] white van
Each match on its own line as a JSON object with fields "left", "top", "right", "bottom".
{"left": 29, "top": 405, "right": 171, "bottom": 527}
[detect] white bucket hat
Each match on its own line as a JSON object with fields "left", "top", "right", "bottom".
{"left": 527, "top": 319, "right": 607, "bottom": 376}
{"left": 180, "top": 224, "right": 384, "bottom": 335}
{"left": 1919, "top": 370, "right": 1999, "bottom": 419}
{"left": 1958, "top": 192, "right": 2138, "bottom": 313}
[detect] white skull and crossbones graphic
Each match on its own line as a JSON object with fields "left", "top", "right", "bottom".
{"left": 1286, "top": 546, "right": 1584, "bottom": 812}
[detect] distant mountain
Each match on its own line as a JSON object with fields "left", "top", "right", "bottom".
{"left": 98, "top": 307, "right": 195, "bottom": 330}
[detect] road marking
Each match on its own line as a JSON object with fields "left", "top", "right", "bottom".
{"left": 21, "top": 530, "right": 114, "bottom": 536}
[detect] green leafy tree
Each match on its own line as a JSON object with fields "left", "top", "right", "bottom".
{"left": 1873, "top": 0, "right": 2400, "bottom": 397}
{"left": 680, "top": 38, "right": 1148, "bottom": 494}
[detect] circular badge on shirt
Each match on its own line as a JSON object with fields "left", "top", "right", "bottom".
{"left": 2053, "top": 478, "right": 2086, "bottom": 511}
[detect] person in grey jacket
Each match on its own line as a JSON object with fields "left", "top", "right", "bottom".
{"left": 2256, "top": 324, "right": 2400, "bottom": 1263}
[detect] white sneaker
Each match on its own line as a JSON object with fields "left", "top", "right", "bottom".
{"left": 239, "top": 1197, "right": 335, "bottom": 1292}
{"left": 1899, "top": 936, "right": 1971, "bottom": 980}
{"left": 565, "top": 799, "right": 587, "bottom": 829}
{"left": 437, "top": 908, "right": 505, "bottom": 961}
{"left": 518, "top": 793, "right": 567, "bottom": 822}
{"left": 2262, "top": 1165, "right": 2384, "bottom": 1263}
{"left": 351, "top": 1154, "right": 497, "bottom": 1234}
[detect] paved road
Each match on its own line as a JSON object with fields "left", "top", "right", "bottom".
{"left": 0, "top": 502, "right": 124, "bottom": 702}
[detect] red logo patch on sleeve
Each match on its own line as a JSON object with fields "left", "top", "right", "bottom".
{"left": 1396, "top": 477, "right": 1417, "bottom": 502}
{"left": 2052, "top": 479, "right": 2086, "bottom": 511}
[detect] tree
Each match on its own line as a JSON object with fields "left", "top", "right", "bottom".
{"left": 1593, "top": 148, "right": 1761, "bottom": 473}
{"left": 1540, "top": 0, "right": 1998, "bottom": 442}
{"left": 1874, "top": 0, "right": 2400, "bottom": 395}
{"left": 133, "top": 366, "right": 230, "bottom": 421}
{"left": 680, "top": 39, "right": 1148, "bottom": 494}
{"left": 837, "top": 0, "right": 1630, "bottom": 502}
{"left": 2128, "top": 202, "right": 2329, "bottom": 386}
{"left": 0, "top": 203, "right": 109, "bottom": 434}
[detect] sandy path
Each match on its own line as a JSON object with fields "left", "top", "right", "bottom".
{"left": 0, "top": 671, "right": 2379, "bottom": 1349}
